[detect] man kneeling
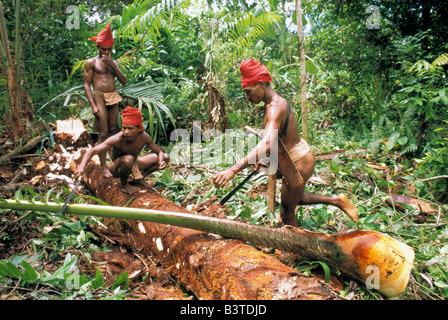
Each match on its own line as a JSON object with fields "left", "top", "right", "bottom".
{"left": 74, "top": 106, "right": 169, "bottom": 194}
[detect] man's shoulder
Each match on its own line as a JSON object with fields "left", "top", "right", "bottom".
{"left": 138, "top": 131, "right": 153, "bottom": 142}
{"left": 271, "top": 94, "right": 288, "bottom": 107}
{"left": 85, "top": 57, "right": 99, "bottom": 66}
{"left": 267, "top": 95, "right": 287, "bottom": 115}
{"left": 106, "top": 131, "right": 124, "bottom": 143}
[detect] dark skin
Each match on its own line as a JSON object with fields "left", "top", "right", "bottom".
{"left": 213, "top": 80, "right": 358, "bottom": 227}
{"left": 74, "top": 124, "right": 169, "bottom": 194}
{"left": 84, "top": 45, "right": 127, "bottom": 178}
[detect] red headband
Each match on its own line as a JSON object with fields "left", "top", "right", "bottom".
{"left": 122, "top": 107, "right": 143, "bottom": 130}
{"left": 239, "top": 59, "right": 272, "bottom": 87}
{"left": 89, "top": 23, "right": 114, "bottom": 47}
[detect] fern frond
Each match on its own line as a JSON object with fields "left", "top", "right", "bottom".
{"left": 432, "top": 53, "right": 448, "bottom": 67}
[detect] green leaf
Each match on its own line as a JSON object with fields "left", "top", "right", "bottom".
{"left": 92, "top": 269, "right": 105, "bottom": 290}
{"left": 305, "top": 59, "right": 318, "bottom": 75}
{"left": 5, "top": 262, "right": 22, "bottom": 279}
{"left": 111, "top": 272, "right": 129, "bottom": 290}
{"left": 295, "top": 261, "right": 333, "bottom": 283}
{"left": 20, "top": 261, "right": 38, "bottom": 281}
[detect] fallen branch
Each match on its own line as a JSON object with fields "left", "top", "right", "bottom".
{"left": 0, "top": 135, "right": 45, "bottom": 165}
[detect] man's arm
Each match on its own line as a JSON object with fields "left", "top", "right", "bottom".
{"left": 113, "top": 60, "right": 127, "bottom": 86}
{"left": 145, "top": 134, "right": 167, "bottom": 170}
{"left": 213, "top": 102, "right": 284, "bottom": 188}
{"left": 101, "top": 56, "right": 126, "bottom": 86}
{"left": 83, "top": 59, "right": 98, "bottom": 116}
{"left": 74, "top": 136, "right": 117, "bottom": 178}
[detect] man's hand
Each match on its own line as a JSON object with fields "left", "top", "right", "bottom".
{"left": 74, "top": 167, "right": 84, "bottom": 179}
{"left": 158, "top": 153, "right": 167, "bottom": 170}
{"left": 253, "top": 159, "right": 271, "bottom": 175}
{"left": 101, "top": 55, "right": 116, "bottom": 73}
{"left": 158, "top": 159, "right": 167, "bottom": 170}
{"left": 92, "top": 104, "right": 101, "bottom": 118}
{"left": 213, "top": 169, "right": 236, "bottom": 189}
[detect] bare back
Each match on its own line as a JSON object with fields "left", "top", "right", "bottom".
{"left": 263, "top": 95, "right": 302, "bottom": 150}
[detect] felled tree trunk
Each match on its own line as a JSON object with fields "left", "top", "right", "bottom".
{"left": 72, "top": 161, "right": 337, "bottom": 300}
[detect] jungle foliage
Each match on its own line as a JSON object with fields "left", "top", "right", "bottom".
{"left": 1, "top": 0, "right": 447, "bottom": 300}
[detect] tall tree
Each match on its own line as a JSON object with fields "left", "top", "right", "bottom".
{"left": 0, "top": 0, "right": 34, "bottom": 142}
{"left": 295, "top": 0, "right": 308, "bottom": 140}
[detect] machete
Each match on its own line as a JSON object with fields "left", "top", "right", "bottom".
{"left": 220, "top": 170, "right": 258, "bottom": 205}
{"left": 57, "top": 178, "right": 81, "bottom": 215}
{"left": 220, "top": 127, "right": 265, "bottom": 206}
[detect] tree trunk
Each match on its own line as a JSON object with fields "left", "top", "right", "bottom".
{"left": 296, "top": 0, "right": 308, "bottom": 141}
{"left": 0, "top": 0, "right": 35, "bottom": 142}
{"left": 71, "top": 159, "right": 337, "bottom": 299}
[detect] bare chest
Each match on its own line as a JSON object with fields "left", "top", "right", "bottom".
{"left": 113, "top": 137, "right": 147, "bottom": 158}
{"left": 93, "top": 59, "right": 113, "bottom": 75}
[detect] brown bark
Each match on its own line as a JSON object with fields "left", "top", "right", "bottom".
{"left": 72, "top": 159, "right": 337, "bottom": 300}
{"left": 0, "top": 1, "right": 35, "bottom": 142}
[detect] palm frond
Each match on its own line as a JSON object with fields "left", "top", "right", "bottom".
{"left": 112, "top": 0, "right": 180, "bottom": 39}
{"left": 226, "top": 12, "right": 282, "bottom": 58}
{"left": 39, "top": 81, "right": 175, "bottom": 142}
{"left": 120, "top": 81, "right": 176, "bottom": 141}
{"left": 432, "top": 53, "right": 448, "bottom": 67}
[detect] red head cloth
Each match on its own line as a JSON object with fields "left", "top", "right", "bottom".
{"left": 239, "top": 59, "right": 272, "bottom": 88}
{"left": 89, "top": 23, "right": 114, "bottom": 47}
{"left": 122, "top": 107, "right": 143, "bottom": 130}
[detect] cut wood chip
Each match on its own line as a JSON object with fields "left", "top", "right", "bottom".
{"left": 388, "top": 194, "right": 438, "bottom": 215}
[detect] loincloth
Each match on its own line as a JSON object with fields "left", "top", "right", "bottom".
{"left": 94, "top": 91, "right": 122, "bottom": 106}
{"left": 288, "top": 139, "right": 311, "bottom": 163}
{"left": 277, "top": 138, "right": 311, "bottom": 188}
{"left": 131, "top": 161, "right": 143, "bottom": 179}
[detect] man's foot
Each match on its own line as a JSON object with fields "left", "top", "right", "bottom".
{"left": 121, "top": 183, "right": 140, "bottom": 194}
{"left": 337, "top": 194, "right": 358, "bottom": 222}
{"left": 101, "top": 166, "right": 113, "bottom": 178}
{"left": 131, "top": 178, "right": 152, "bottom": 187}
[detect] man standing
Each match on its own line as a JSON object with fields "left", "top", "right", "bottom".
{"left": 74, "top": 107, "right": 170, "bottom": 194}
{"left": 213, "top": 59, "right": 358, "bottom": 227}
{"left": 84, "top": 23, "right": 126, "bottom": 177}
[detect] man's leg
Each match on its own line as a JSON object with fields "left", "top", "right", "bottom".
{"left": 279, "top": 181, "right": 304, "bottom": 227}
{"left": 93, "top": 95, "right": 112, "bottom": 178}
{"left": 298, "top": 192, "right": 358, "bottom": 222}
{"left": 109, "top": 154, "right": 140, "bottom": 194}
{"left": 131, "top": 153, "right": 170, "bottom": 186}
{"left": 107, "top": 103, "right": 120, "bottom": 135}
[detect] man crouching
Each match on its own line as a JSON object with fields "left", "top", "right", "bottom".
{"left": 74, "top": 106, "right": 169, "bottom": 194}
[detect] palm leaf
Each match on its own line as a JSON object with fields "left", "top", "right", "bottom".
{"left": 226, "top": 12, "right": 282, "bottom": 58}
{"left": 120, "top": 81, "right": 176, "bottom": 141}
{"left": 432, "top": 53, "right": 448, "bottom": 67}
{"left": 112, "top": 0, "right": 179, "bottom": 39}
{"left": 39, "top": 81, "right": 175, "bottom": 142}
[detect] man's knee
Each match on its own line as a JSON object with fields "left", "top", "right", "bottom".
{"left": 98, "top": 131, "right": 109, "bottom": 143}
{"left": 119, "top": 155, "right": 136, "bottom": 169}
{"left": 109, "top": 126, "right": 120, "bottom": 136}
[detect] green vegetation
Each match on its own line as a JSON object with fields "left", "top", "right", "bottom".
{"left": 1, "top": 0, "right": 447, "bottom": 300}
